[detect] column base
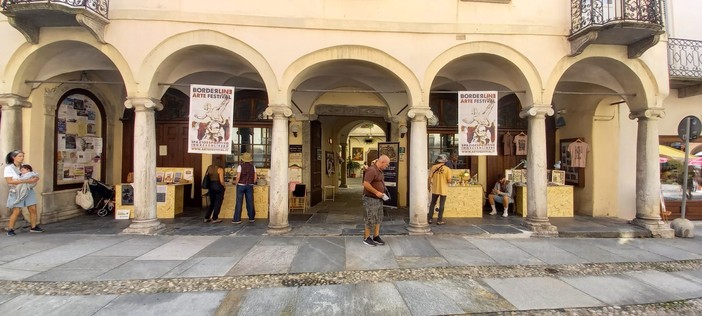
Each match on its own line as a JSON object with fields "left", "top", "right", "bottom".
{"left": 267, "top": 224, "right": 292, "bottom": 235}
{"left": 406, "top": 223, "right": 433, "bottom": 235}
{"left": 629, "top": 218, "right": 674, "bottom": 238}
{"left": 522, "top": 218, "right": 558, "bottom": 237}
{"left": 121, "top": 219, "right": 164, "bottom": 235}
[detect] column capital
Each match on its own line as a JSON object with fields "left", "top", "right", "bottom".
{"left": 629, "top": 108, "right": 665, "bottom": 120}
{"left": 264, "top": 104, "right": 293, "bottom": 118}
{"left": 0, "top": 94, "right": 31, "bottom": 109}
{"left": 519, "top": 105, "right": 554, "bottom": 119}
{"left": 124, "top": 98, "right": 163, "bottom": 111}
{"left": 407, "top": 108, "right": 433, "bottom": 122}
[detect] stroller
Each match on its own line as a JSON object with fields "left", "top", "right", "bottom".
{"left": 86, "top": 177, "right": 115, "bottom": 217}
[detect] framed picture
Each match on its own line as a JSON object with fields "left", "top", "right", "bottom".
{"left": 551, "top": 170, "right": 565, "bottom": 185}
{"left": 351, "top": 147, "right": 364, "bottom": 161}
{"left": 504, "top": 169, "right": 514, "bottom": 182}
{"left": 325, "top": 151, "right": 335, "bottom": 176}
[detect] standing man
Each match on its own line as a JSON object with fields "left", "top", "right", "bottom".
{"left": 428, "top": 154, "right": 452, "bottom": 225}
{"left": 233, "top": 152, "right": 257, "bottom": 224}
{"left": 362, "top": 155, "right": 390, "bottom": 246}
{"left": 444, "top": 152, "right": 459, "bottom": 169}
{"left": 488, "top": 174, "right": 512, "bottom": 217}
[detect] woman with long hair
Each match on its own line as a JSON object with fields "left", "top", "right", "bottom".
{"left": 4, "top": 150, "right": 43, "bottom": 236}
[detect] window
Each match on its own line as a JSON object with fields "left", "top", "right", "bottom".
{"left": 428, "top": 133, "right": 468, "bottom": 169}
{"left": 54, "top": 89, "right": 106, "bottom": 190}
{"left": 225, "top": 127, "right": 272, "bottom": 170}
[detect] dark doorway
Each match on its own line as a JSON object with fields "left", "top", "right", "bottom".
{"left": 310, "top": 120, "right": 322, "bottom": 205}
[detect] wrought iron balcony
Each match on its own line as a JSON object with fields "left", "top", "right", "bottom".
{"left": 668, "top": 38, "right": 702, "bottom": 98}
{"left": 1, "top": 0, "right": 109, "bottom": 44}
{"left": 568, "top": 0, "right": 664, "bottom": 58}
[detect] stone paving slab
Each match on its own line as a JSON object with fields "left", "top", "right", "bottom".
{"left": 483, "top": 276, "right": 604, "bottom": 310}
{"left": 547, "top": 238, "right": 630, "bottom": 263}
{"left": 26, "top": 256, "right": 134, "bottom": 282}
{"left": 0, "top": 294, "right": 118, "bottom": 316}
{"left": 396, "top": 280, "right": 467, "bottom": 315}
{"left": 626, "top": 238, "right": 702, "bottom": 261}
{"left": 94, "top": 292, "right": 225, "bottom": 316}
{"left": 236, "top": 287, "right": 297, "bottom": 316}
{"left": 506, "top": 239, "right": 586, "bottom": 265}
{"left": 468, "top": 239, "right": 544, "bottom": 265}
{"left": 164, "top": 256, "right": 241, "bottom": 278}
{"left": 94, "top": 260, "right": 182, "bottom": 280}
{"left": 559, "top": 274, "right": 682, "bottom": 305}
{"left": 437, "top": 278, "right": 515, "bottom": 313}
{"left": 429, "top": 236, "right": 497, "bottom": 266}
{"left": 136, "top": 236, "right": 220, "bottom": 261}
{"left": 590, "top": 239, "right": 672, "bottom": 262}
{"left": 345, "top": 238, "right": 399, "bottom": 270}
{"left": 1, "top": 237, "right": 125, "bottom": 272}
{"left": 295, "top": 284, "right": 356, "bottom": 315}
{"left": 626, "top": 269, "right": 702, "bottom": 300}
{"left": 228, "top": 245, "right": 299, "bottom": 275}
{"left": 290, "top": 237, "right": 346, "bottom": 273}
{"left": 89, "top": 236, "right": 174, "bottom": 257}
{"left": 386, "top": 236, "right": 440, "bottom": 257}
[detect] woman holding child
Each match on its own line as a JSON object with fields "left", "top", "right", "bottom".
{"left": 4, "top": 150, "right": 43, "bottom": 236}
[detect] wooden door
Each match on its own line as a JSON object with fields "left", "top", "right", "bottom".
{"left": 310, "top": 121, "right": 322, "bottom": 205}
{"left": 156, "top": 122, "right": 202, "bottom": 208}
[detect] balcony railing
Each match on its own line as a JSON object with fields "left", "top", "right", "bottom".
{"left": 668, "top": 38, "right": 702, "bottom": 81}
{"left": 1, "top": 0, "right": 108, "bottom": 19}
{"left": 571, "top": 0, "right": 663, "bottom": 33}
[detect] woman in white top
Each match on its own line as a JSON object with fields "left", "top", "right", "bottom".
{"left": 4, "top": 150, "right": 43, "bottom": 236}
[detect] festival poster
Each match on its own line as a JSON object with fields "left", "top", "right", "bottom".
{"left": 188, "top": 84, "right": 235, "bottom": 154}
{"left": 458, "top": 91, "right": 498, "bottom": 156}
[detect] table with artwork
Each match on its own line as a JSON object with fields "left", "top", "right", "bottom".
{"left": 513, "top": 184, "right": 573, "bottom": 217}
{"left": 115, "top": 182, "right": 190, "bottom": 219}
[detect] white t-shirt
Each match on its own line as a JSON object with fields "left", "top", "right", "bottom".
{"left": 4, "top": 164, "right": 19, "bottom": 179}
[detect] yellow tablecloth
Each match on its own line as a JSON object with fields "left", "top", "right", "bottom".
{"left": 514, "top": 185, "right": 573, "bottom": 217}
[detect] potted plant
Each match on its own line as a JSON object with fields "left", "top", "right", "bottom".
{"left": 347, "top": 160, "right": 362, "bottom": 178}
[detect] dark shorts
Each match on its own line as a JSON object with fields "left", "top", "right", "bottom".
{"left": 363, "top": 196, "right": 384, "bottom": 226}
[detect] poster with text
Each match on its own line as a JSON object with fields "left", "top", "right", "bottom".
{"left": 188, "top": 84, "right": 235, "bottom": 154}
{"left": 458, "top": 91, "right": 498, "bottom": 156}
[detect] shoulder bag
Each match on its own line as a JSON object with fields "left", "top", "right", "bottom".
{"left": 75, "top": 180, "right": 94, "bottom": 210}
{"left": 201, "top": 168, "right": 212, "bottom": 189}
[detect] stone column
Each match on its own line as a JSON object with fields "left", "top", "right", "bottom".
{"left": 0, "top": 94, "right": 30, "bottom": 226}
{"left": 340, "top": 142, "right": 348, "bottom": 188}
{"left": 264, "top": 105, "right": 293, "bottom": 234}
{"left": 629, "top": 109, "right": 673, "bottom": 238}
{"left": 520, "top": 105, "right": 558, "bottom": 236}
{"left": 122, "top": 98, "right": 164, "bottom": 235}
{"left": 406, "top": 108, "right": 432, "bottom": 235}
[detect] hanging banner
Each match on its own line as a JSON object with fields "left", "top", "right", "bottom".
{"left": 458, "top": 91, "right": 498, "bottom": 156}
{"left": 378, "top": 142, "right": 399, "bottom": 208}
{"left": 188, "top": 84, "right": 235, "bottom": 154}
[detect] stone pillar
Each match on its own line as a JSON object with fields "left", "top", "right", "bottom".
{"left": 264, "top": 105, "right": 293, "bottom": 234}
{"left": 629, "top": 109, "right": 674, "bottom": 238}
{"left": 340, "top": 142, "right": 348, "bottom": 188}
{"left": 406, "top": 108, "right": 432, "bottom": 235}
{"left": 122, "top": 98, "right": 164, "bottom": 235}
{"left": 0, "top": 94, "right": 30, "bottom": 226}
{"left": 520, "top": 105, "right": 558, "bottom": 237}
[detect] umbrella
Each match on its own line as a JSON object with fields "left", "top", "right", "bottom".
{"left": 659, "top": 157, "right": 668, "bottom": 163}
{"left": 689, "top": 157, "right": 702, "bottom": 167}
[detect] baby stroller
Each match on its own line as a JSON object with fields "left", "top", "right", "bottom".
{"left": 87, "top": 177, "right": 115, "bottom": 217}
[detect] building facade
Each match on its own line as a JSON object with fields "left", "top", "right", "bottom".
{"left": 1, "top": 0, "right": 695, "bottom": 237}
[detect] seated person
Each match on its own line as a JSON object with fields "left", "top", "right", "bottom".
{"left": 488, "top": 174, "right": 512, "bottom": 217}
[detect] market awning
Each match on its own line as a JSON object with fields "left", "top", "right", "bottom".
{"left": 659, "top": 145, "right": 686, "bottom": 159}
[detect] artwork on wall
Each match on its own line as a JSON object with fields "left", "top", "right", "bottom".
{"left": 551, "top": 170, "right": 565, "bottom": 185}
{"left": 325, "top": 151, "right": 335, "bottom": 176}
{"left": 351, "top": 147, "right": 364, "bottom": 161}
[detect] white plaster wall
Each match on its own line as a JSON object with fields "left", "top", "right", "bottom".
{"left": 659, "top": 91, "right": 702, "bottom": 135}
{"left": 617, "top": 104, "right": 638, "bottom": 220}
{"left": 665, "top": 0, "right": 702, "bottom": 40}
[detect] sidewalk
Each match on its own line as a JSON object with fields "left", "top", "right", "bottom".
{"left": 1, "top": 227, "right": 702, "bottom": 315}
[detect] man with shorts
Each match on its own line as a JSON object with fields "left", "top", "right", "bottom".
{"left": 362, "top": 155, "right": 390, "bottom": 246}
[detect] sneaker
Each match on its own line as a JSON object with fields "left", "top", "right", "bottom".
{"left": 363, "top": 237, "right": 377, "bottom": 246}
{"left": 248, "top": 219, "right": 255, "bottom": 223}
{"left": 204, "top": 219, "right": 211, "bottom": 223}
{"left": 212, "top": 219, "right": 222, "bottom": 223}
{"left": 232, "top": 221, "right": 242, "bottom": 224}
{"left": 489, "top": 210, "right": 497, "bottom": 215}
{"left": 6, "top": 229, "right": 16, "bottom": 236}
{"left": 372, "top": 235, "right": 385, "bottom": 245}
{"left": 30, "top": 225, "right": 44, "bottom": 233}
{"left": 502, "top": 212, "right": 508, "bottom": 218}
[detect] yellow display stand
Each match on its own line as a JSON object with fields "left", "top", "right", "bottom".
{"left": 514, "top": 184, "right": 574, "bottom": 217}
{"left": 440, "top": 185, "right": 484, "bottom": 218}
{"left": 218, "top": 184, "right": 269, "bottom": 219}
{"left": 115, "top": 183, "right": 189, "bottom": 219}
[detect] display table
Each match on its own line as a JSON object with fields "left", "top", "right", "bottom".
{"left": 441, "top": 185, "right": 484, "bottom": 218}
{"left": 115, "top": 183, "right": 189, "bottom": 219}
{"left": 514, "top": 184, "right": 573, "bottom": 217}
{"left": 219, "top": 184, "right": 269, "bottom": 219}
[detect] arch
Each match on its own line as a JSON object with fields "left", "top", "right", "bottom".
{"left": 544, "top": 50, "right": 664, "bottom": 111}
{"left": 281, "top": 45, "right": 422, "bottom": 107}
{"left": 3, "top": 34, "right": 136, "bottom": 98}
{"left": 425, "top": 41, "right": 543, "bottom": 107}
{"left": 139, "top": 30, "right": 278, "bottom": 101}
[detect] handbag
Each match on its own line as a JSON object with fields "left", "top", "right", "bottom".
{"left": 75, "top": 180, "right": 94, "bottom": 210}
{"left": 201, "top": 173, "right": 211, "bottom": 190}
